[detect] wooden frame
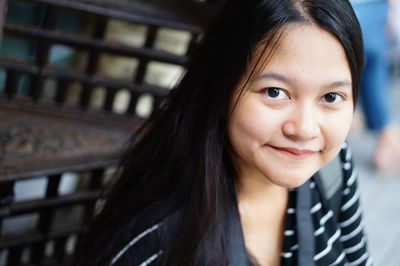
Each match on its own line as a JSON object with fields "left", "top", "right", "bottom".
{"left": 0, "top": 0, "right": 222, "bottom": 264}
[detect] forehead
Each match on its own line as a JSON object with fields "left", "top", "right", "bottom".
{"left": 249, "top": 23, "right": 351, "bottom": 86}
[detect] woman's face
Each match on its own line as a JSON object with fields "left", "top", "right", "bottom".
{"left": 228, "top": 24, "right": 354, "bottom": 189}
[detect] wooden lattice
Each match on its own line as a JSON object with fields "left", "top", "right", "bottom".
{"left": 0, "top": 0, "right": 222, "bottom": 264}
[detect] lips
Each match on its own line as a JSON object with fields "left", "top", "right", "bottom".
{"left": 268, "top": 145, "right": 318, "bottom": 159}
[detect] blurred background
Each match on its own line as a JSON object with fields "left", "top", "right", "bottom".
{"left": 0, "top": 0, "right": 399, "bottom": 265}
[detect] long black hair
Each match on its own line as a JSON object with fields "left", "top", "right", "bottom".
{"left": 77, "top": 0, "right": 363, "bottom": 265}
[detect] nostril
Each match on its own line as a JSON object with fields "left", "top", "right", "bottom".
{"left": 282, "top": 116, "right": 320, "bottom": 141}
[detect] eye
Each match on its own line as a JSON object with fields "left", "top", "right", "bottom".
{"left": 264, "top": 87, "right": 289, "bottom": 100}
{"left": 321, "top": 92, "right": 344, "bottom": 103}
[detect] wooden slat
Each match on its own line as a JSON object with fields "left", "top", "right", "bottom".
{"left": 54, "top": 78, "right": 70, "bottom": 105}
{"left": 31, "top": 174, "right": 62, "bottom": 264}
{"left": 79, "top": 83, "right": 92, "bottom": 110}
{"left": 0, "top": 58, "right": 169, "bottom": 97}
{"left": 0, "top": 0, "right": 5, "bottom": 43}
{"left": 82, "top": 169, "right": 104, "bottom": 226}
{"left": 30, "top": 75, "right": 45, "bottom": 102}
{"left": 85, "top": 16, "right": 108, "bottom": 75}
{"left": 186, "top": 32, "right": 200, "bottom": 56}
{"left": 31, "top": 0, "right": 209, "bottom": 32}
{"left": 0, "top": 182, "right": 15, "bottom": 236}
{"left": 0, "top": 100, "right": 140, "bottom": 131}
{"left": 127, "top": 25, "right": 158, "bottom": 114}
{"left": 0, "top": 191, "right": 100, "bottom": 218}
{"left": 103, "top": 87, "right": 116, "bottom": 112}
{"left": 54, "top": 236, "right": 68, "bottom": 262}
{"left": 37, "top": 174, "right": 62, "bottom": 234}
{"left": 29, "top": 5, "right": 59, "bottom": 101}
{"left": 7, "top": 246, "right": 23, "bottom": 266}
{"left": 35, "top": 5, "right": 59, "bottom": 67}
{"left": 4, "top": 22, "right": 189, "bottom": 66}
{"left": 0, "top": 181, "right": 15, "bottom": 206}
{"left": 133, "top": 26, "right": 158, "bottom": 85}
{"left": 0, "top": 223, "right": 83, "bottom": 248}
{"left": 79, "top": 16, "right": 108, "bottom": 109}
{"left": 31, "top": 242, "right": 46, "bottom": 264}
{"left": 4, "top": 70, "right": 20, "bottom": 99}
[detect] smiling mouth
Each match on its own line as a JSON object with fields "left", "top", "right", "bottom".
{"left": 267, "top": 145, "right": 318, "bottom": 160}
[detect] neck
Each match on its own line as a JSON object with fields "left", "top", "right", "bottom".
{"left": 235, "top": 171, "right": 288, "bottom": 208}
{"left": 235, "top": 171, "right": 289, "bottom": 266}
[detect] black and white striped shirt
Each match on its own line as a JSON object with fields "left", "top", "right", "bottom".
{"left": 281, "top": 144, "right": 371, "bottom": 265}
{"left": 110, "top": 144, "right": 371, "bottom": 266}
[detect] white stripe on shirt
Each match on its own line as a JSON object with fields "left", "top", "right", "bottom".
{"left": 314, "top": 229, "right": 341, "bottom": 261}
{"left": 329, "top": 251, "right": 345, "bottom": 266}
{"left": 340, "top": 222, "right": 364, "bottom": 242}
{"left": 319, "top": 210, "right": 334, "bottom": 226}
{"left": 349, "top": 252, "right": 369, "bottom": 266}
{"left": 138, "top": 251, "right": 163, "bottom": 266}
{"left": 341, "top": 190, "right": 359, "bottom": 212}
{"left": 311, "top": 202, "right": 322, "bottom": 214}
{"left": 347, "top": 167, "right": 358, "bottom": 187}
{"left": 344, "top": 236, "right": 367, "bottom": 254}
{"left": 339, "top": 207, "right": 362, "bottom": 228}
{"left": 110, "top": 223, "right": 161, "bottom": 265}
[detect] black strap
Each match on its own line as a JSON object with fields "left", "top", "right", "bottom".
{"left": 224, "top": 181, "right": 251, "bottom": 266}
{"left": 225, "top": 206, "right": 250, "bottom": 266}
{"left": 296, "top": 180, "right": 315, "bottom": 266}
{"left": 314, "top": 173, "right": 342, "bottom": 225}
{"left": 314, "top": 155, "right": 343, "bottom": 224}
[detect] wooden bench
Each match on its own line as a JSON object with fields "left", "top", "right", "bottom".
{"left": 0, "top": 0, "right": 221, "bottom": 264}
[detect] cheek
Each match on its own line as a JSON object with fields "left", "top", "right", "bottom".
{"left": 323, "top": 108, "right": 354, "bottom": 147}
{"left": 234, "top": 114, "right": 267, "bottom": 140}
{"left": 229, "top": 102, "right": 281, "bottom": 144}
{"left": 228, "top": 106, "right": 266, "bottom": 162}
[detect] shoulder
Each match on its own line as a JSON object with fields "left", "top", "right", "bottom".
{"left": 109, "top": 206, "right": 181, "bottom": 266}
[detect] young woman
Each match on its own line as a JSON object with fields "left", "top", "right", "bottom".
{"left": 77, "top": 0, "right": 371, "bottom": 265}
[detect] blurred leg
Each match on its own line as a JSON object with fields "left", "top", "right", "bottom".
{"left": 360, "top": 50, "right": 391, "bottom": 131}
{"left": 354, "top": 1, "right": 400, "bottom": 171}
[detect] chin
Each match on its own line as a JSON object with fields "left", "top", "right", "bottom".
{"left": 271, "top": 169, "right": 318, "bottom": 189}
{"left": 287, "top": 178, "right": 311, "bottom": 189}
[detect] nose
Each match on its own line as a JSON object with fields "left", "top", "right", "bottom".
{"left": 282, "top": 103, "right": 320, "bottom": 141}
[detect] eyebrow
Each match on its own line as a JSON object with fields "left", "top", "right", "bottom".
{"left": 254, "top": 72, "right": 352, "bottom": 89}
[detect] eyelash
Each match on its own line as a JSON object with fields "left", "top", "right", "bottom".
{"left": 261, "top": 87, "right": 345, "bottom": 104}
{"left": 320, "top": 92, "right": 345, "bottom": 104}
{"left": 263, "top": 87, "right": 289, "bottom": 100}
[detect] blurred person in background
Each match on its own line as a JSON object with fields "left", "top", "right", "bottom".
{"left": 352, "top": 0, "right": 400, "bottom": 172}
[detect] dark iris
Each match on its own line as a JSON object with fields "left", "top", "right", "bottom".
{"left": 324, "top": 93, "right": 337, "bottom": 103}
{"left": 267, "top": 88, "right": 280, "bottom": 98}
